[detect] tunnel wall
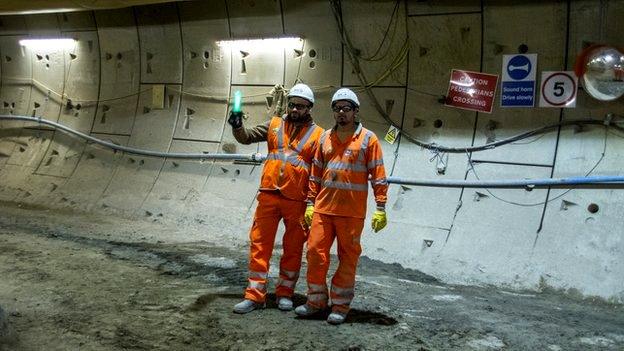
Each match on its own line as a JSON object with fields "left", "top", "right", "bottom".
{"left": 0, "top": 0, "right": 623, "bottom": 303}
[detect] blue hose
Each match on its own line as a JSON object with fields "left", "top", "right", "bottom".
{"left": 386, "top": 175, "right": 624, "bottom": 188}
{"left": 2, "top": 114, "right": 623, "bottom": 189}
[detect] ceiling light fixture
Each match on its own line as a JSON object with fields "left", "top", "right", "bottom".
{"left": 19, "top": 38, "right": 76, "bottom": 50}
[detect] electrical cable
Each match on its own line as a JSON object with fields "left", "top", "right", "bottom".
{"left": 331, "top": 0, "right": 413, "bottom": 137}
{"left": 464, "top": 126, "right": 609, "bottom": 206}
{"left": 509, "top": 133, "right": 546, "bottom": 145}
{"left": 332, "top": 0, "right": 434, "bottom": 150}
{"left": 2, "top": 115, "right": 624, "bottom": 190}
{"left": 2, "top": 113, "right": 623, "bottom": 157}
{"left": 0, "top": 115, "right": 265, "bottom": 162}
{"left": 328, "top": 0, "right": 624, "bottom": 155}
{"left": 357, "top": 0, "right": 401, "bottom": 62}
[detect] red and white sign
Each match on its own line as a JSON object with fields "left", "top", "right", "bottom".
{"left": 539, "top": 71, "right": 578, "bottom": 108}
{"left": 445, "top": 69, "right": 498, "bottom": 113}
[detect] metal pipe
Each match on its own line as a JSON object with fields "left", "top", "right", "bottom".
{"left": 386, "top": 175, "right": 624, "bottom": 188}
{"left": 2, "top": 115, "right": 624, "bottom": 189}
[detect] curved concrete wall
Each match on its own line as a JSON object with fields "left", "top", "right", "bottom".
{"left": 0, "top": 0, "right": 623, "bottom": 303}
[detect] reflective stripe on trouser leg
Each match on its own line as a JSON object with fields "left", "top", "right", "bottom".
{"left": 276, "top": 196, "right": 307, "bottom": 297}
{"left": 330, "top": 216, "right": 364, "bottom": 313}
{"left": 307, "top": 283, "right": 328, "bottom": 304}
{"left": 330, "top": 284, "right": 354, "bottom": 311}
{"left": 244, "top": 192, "right": 281, "bottom": 303}
{"left": 275, "top": 266, "right": 299, "bottom": 295}
{"left": 305, "top": 212, "right": 336, "bottom": 308}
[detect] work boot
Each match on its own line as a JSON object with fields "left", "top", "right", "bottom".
{"left": 327, "top": 311, "right": 347, "bottom": 325}
{"left": 233, "top": 299, "right": 263, "bottom": 314}
{"left": 277, "top": 297, "right": 293, "bottom": 311}
{"left": 294, "top": 303, "right": 322, "bottom": 317}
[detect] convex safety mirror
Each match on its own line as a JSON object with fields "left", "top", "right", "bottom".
{"left": 575, "top": 45, "right": 624, "bottom": 101}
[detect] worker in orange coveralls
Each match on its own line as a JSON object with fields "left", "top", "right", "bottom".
{"left": 229, "top": 84, "right": 324, "bottom": 314}
{"left": 295, "top": 88, "right": 388, "bottom": 324}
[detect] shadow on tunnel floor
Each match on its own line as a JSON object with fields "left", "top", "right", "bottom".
{"left": 188, "top": 292, "right": 397, "bottom": 325}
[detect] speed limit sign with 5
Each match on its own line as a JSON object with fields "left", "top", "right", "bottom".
{"left": 539, "top": 71, "right": 578, "bottom": 108}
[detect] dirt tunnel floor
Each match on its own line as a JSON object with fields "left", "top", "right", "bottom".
{"left": 0, "top": 203, "right": 623, "bottom": 351}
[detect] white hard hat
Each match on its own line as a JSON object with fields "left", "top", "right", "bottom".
{"left": 331, "top": 88, "right": 360, "bottom": 107}
{"left": 287, "top": 83, "right": 314, "bottom": 104}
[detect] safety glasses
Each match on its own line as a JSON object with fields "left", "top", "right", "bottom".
{"left": 332, "top": 105, "right": 354, "bottom": 113}
{"left": 287, "top": 102, "right": 311, "bottom": 110}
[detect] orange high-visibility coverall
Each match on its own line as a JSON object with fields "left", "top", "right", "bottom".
{"left": 235, "top": 116, "right": 323, "bottom": 303}
{"left": 305, "top": 123, "right": 388, "bottom": 313}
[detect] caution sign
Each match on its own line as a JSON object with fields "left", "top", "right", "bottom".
{"left": 384, "top": 125, "right": 399, "bottom": 145}
{"left": 539, "top": 71, "right": 578, "bottom": 108}
{"left": 445, "top": 69, "right": 498, "bottom": 113}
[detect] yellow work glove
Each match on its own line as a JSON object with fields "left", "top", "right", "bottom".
{"left": 304, "top": 204, "right": 315, "bottom": 227}
{"left": 371, "top": 210, "right": 387, "bottom": 233}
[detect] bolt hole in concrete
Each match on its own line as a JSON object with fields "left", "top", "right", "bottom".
{"left": 587, "top": 203, "right": 599, "bottom": 213}
{"left": 518, "top": 43, "right": 529, "bottom": 54}
{"left": 309, "top": 61, "right": 315, "bottom": 69}
{"left": 433, "top": 119, "right": 443, "bottom": 128}
{"left": 309, "top": 49, "right": 316, "bottom": 58}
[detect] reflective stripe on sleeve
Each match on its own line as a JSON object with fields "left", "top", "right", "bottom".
{"left": 309, "top": 175, "right": 322, "bottom": 183}
{"left": 371, "top": 178, "right": 388, "bottom": 186}
{"left": 326, "top": 161, "right": 367, "bottom": 173}
{"left": 367, "top": 159, "right": 384, "bottom": 170}
{"left": 322, "top": 180, "right": 368, "bottom": 192}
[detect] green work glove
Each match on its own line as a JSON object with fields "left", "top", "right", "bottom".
{"left": 304, "top": 204, "right": 314, "bottom": 226}
{"left": 371, "top": 210, "right": 387, "bottom": 233}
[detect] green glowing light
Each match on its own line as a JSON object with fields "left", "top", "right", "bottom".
{"left": 232, "top": 90, "right": 242, "bottom": 113}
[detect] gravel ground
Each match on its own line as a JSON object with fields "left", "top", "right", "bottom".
{"left": 0, "top": 202, "right": 622, "bottom": 351}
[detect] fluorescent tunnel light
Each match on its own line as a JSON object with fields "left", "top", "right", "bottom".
{"left": 19, "top": 38, "right": 76, "bottom": 50}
